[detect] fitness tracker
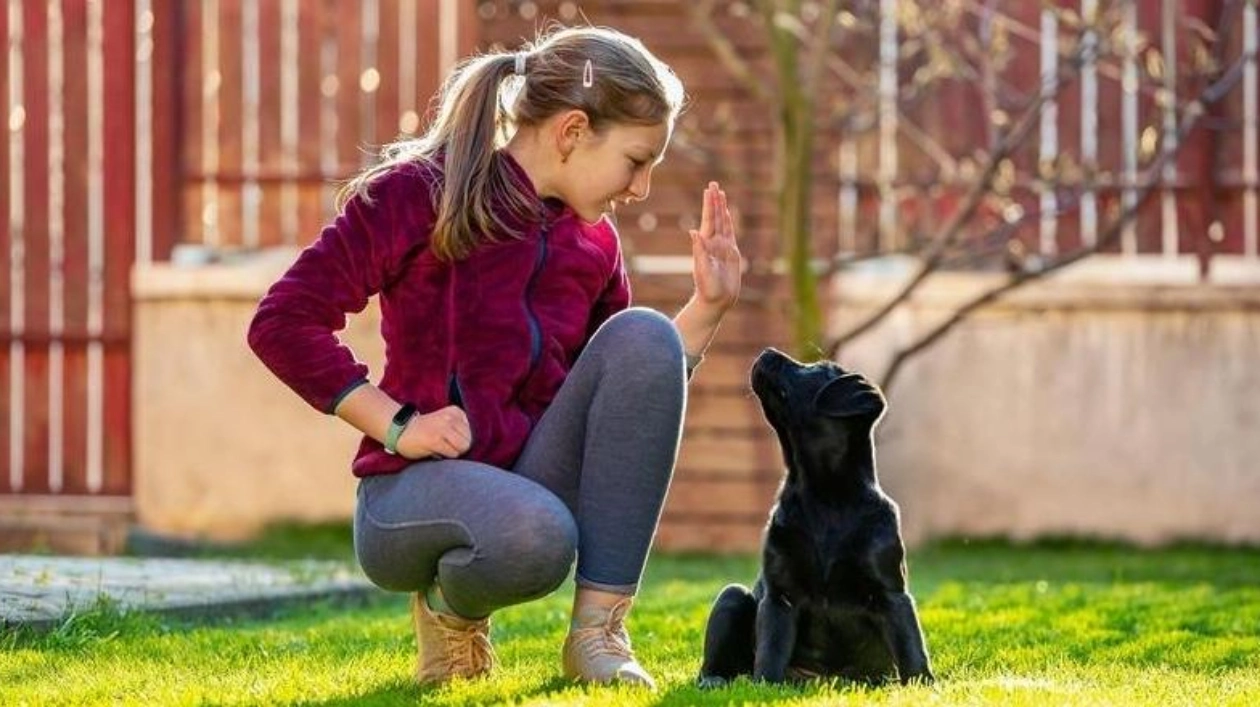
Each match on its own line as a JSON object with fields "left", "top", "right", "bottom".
{"left": 384, "top": 403, "right": 418, "bottom": 455}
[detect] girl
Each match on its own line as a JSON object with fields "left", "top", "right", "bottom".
{"left": 248, "top": 26, "right": 741, "bottom": 690}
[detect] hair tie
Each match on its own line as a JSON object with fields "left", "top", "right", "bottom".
{"left": 582, "top": 59, "right": 594, "bottom": 88}
{"left": 514, "top": 52, "right": 527, "bottom": 76}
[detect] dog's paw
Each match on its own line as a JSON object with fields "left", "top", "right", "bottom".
{"left": 902, "top": 670, "right": 935, "bottom": 686}
{"left": 696, "top": 674, "right": 729, "bottom": 690}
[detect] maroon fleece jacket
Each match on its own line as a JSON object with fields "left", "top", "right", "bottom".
{"left": 247, "top": 153, "right": 631, "bottom": 475}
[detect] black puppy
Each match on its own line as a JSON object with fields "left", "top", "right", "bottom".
{"left": 698, "top": 348, "right": 933, "bottom": 686}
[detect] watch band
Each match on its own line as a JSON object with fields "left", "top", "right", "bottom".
{"left": 384, "top": 403, "right": 418, "bottom": 456}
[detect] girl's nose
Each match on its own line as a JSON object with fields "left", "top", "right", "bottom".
{"left": 627, "top": 170, "right": 651, "bottom": 201}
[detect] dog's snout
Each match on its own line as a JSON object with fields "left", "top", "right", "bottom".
{"left": 753, "top": 347, "right": 791, "bottom": 370}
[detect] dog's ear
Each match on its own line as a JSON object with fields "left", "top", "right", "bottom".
{"left": 813, "top": 374, "right": 886, "bottom": 418}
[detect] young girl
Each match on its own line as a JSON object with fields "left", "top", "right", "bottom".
{"left": 248, "top": 26, "right": 741, "bottom": 690}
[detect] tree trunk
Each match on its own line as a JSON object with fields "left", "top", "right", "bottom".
{"left": 765, "top": 1, "right": 823, "bottom": 359}
{"left": 782, "top": 105, "right": 821, "bottom": 358}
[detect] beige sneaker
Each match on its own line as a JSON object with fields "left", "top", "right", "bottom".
{"left": 562, "top": 596, "right": 657, "bottom": 690}
{"left": 411, "top": 592, "right": 496, "bottom": 685}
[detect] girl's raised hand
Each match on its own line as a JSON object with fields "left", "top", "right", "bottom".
{"left": 689, "top": 182, "right": 742, "bottom": 314}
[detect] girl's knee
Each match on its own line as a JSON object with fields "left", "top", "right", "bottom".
{"left": 491, "top": 494, "right": 577, "bottom": 597}
{"left": 596, "top": 307, "right": 684, "bottom": 369}
{"left": 521, "top": 508, "right": 579, "bottom": 588}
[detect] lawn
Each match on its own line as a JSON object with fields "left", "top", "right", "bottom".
{"left": 3, "top": 531, "right": 1259, "bottom": 706}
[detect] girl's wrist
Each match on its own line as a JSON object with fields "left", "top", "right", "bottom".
{"left": 686, "top": 298, "right": 730, "bottom": 326}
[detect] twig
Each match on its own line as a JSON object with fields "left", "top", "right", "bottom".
{"left": 685, "top": 0, "right": 774, "bottom": 105}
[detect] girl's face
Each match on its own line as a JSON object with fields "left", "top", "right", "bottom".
{"left": 557, "top": 120, "right": 672, "bottom": 224}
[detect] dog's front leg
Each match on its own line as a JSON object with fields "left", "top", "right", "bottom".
{"left": 752, "top": 593, "right": 797, "bottom": 683}
{"left": 881, "top": 591, "right": 934, "bottom": 684}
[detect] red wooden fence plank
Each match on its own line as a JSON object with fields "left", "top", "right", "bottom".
{"left": 374, "top": 0, "right": 401, "bottom": 147}
{"left": 150, "top": 0, "right": 181, "bottom": 261}
{"left": 102, "top": 0, "right": 135, "bottom": 495}
{"left": 456, "top": 0, "right": 477, "bottom": 65}
{"left": 22, "top": 0, "right": 51, "bottom": 494}
{"left": 296, "top": 0, "right": 324, "bottom": 239}
{"left": 1057, "top": 74, "right": 1086, "bottom": 254}
{"left": 1213, "top": 2, "right": 1246, "bottom": 256}
{"left": 334, "top": 0, "right": 362, "bottom": 174}
{"left": 415, "top": 0, "right": 440, "bottom": 127}
{"left": 218, "top": 0, "right": 244, "bottom": 248}
{"left": 180, "top": 0, "right": 204, "bottom": 247}
{"left": 257, "top": 0, "right": 283, "bottom": 248}
{"left": 61, "top": 0, "right": 90, "bottom": 495}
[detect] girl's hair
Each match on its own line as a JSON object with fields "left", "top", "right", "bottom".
{"left": 340, "top": 25, "right": 686, "bottom": 261}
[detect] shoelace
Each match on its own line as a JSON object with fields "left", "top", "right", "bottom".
{"left": 570, "top": 604, "right": 636, "bottom": 661}
{"left": 433, "top": 619, "right": 494, "bottom": 674}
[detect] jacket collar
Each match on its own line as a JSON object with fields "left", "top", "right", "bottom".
{"left": 498, "top": 148, "right": 571, "bottom": 230}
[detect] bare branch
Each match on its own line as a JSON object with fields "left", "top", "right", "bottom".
{"left": 684, "top": 0, "right": 775, "bottom": 105}
{"left": 895, "top": 117, "right": 960, "bottom": 175}
{"left": 805, "top": 0, "right": 841, "bottom": 92}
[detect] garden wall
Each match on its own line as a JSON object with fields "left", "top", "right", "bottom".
{"left": 133, "top": 254, "right": 1260, "bottom": 551}
{"left": 831, "top": 257, "right": 1260, "bottom": 547}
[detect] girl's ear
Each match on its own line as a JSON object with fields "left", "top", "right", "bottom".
{"left": 554, "top": 109, "right": 592, "bottom": 160}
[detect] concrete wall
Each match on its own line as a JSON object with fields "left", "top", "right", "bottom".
{"left": 830, "top": 257, "right": 1260, "bottom": 546}
{"left": 133, "top": 249, "right": 376, "bottom": 540}
{"left": 133, "top": 252, "right": 1260, "bottom": 547}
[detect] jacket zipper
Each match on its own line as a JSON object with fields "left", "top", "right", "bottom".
{"left": 446, "top": 258, "right": 463, "bottom": 406}
{"left": 523, "top": 225, "right": 549, "bottom": 377}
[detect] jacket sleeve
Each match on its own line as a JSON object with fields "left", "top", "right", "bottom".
{"left": 247, "top": 164, "right": 435, "bottom": 413}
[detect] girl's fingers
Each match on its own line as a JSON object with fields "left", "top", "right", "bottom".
{"left": 699, "top": 183, "right": 714, "bottom": 236}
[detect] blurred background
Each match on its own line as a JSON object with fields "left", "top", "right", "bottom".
{"left": 1, "top": 0, "right": 1257, "bottom": 555}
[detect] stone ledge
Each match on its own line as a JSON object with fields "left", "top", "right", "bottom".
{"left": 832, "top": 255, "right": 1260, "bottom": 311}
{"left": 132, "top": 247, "right": 303, "bottom": 301}
{"left": 0, "top": 556, "right": 379, "bottom": 633}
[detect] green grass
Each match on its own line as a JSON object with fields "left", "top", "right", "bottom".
{"left": 3, "top": 533, "right": 1260, "bottom": 705}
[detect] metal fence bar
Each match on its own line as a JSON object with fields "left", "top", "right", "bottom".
{"left": 7, "top": 0, "right": 26, "bottom": 492}
{"left": 86, "top": 0, "right": 106, "bottom": 493}
{"left": 47, "top": 0, "right": 65, "bottom": 493}
{"left": 1040, "top": 8, "right": 1060, "bottom": 257}
{"left": 1081, "top": 0, "right": 1099, "bottom": 247}
{"left": 1122, "top": 0, "right": 1140, "bottom": 254}
{"left": 1160, "top": 0, "right": 1179, "bottom": 259}
{"left": 878, "top": 0, "right": 898, "bottom": 252}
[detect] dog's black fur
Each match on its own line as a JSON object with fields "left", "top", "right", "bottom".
{"left": 698, "top": 348, "right": 933, "bottom": 686}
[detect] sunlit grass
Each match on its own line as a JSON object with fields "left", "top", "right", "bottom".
{"left": 3, "top": 536, "right": 1258, "bottom": 705}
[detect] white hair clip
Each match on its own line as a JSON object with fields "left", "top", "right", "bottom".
{"left": 514, "top": 52, "right": 527, "bottom": 76}
{"left": 583, "top": 59, "right": 594, "bottom": 88}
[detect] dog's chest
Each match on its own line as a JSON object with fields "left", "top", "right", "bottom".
{"left": 770, "top": 514, "right": 885, "bottom": 607}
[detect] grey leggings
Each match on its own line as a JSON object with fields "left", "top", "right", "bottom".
{"left": 353, "top": 308, "right": 687, "bottom": 619}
